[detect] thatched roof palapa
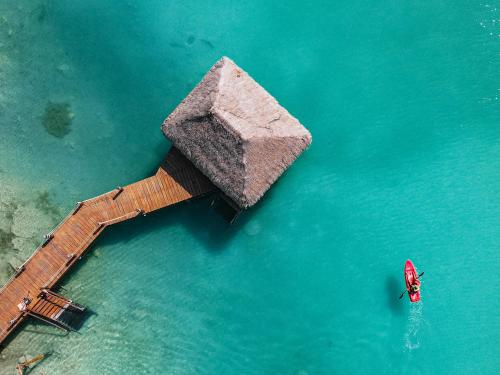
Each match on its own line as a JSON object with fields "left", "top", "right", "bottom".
{"left": 162, "top": 57, "right": 312, "bottom": 209}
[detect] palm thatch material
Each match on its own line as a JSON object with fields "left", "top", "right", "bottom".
{"left": 161, "top": 57, "right": 312, "bottom": 209}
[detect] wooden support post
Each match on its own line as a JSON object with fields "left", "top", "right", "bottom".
{"left": 72, "top": 201, "right": 84, "bottom": 215}
{"left": 112, "top": 187, "right": 124, "bottom": 200}
{"left": 230, "top": 211, "right": 241, "bottom": 225}
{"left": 41, "top": 234, "right": 54, "bottom": 247}
{"left": 14, "top": 265, "right": 25, "bottom": 278}
{"left": 65, "top": 254, "right": 75, "bottom": 266}
{"left": 93, "top": 223, "right": 105, "bottom": 235}
{"left": 6, "top": 315, "right": 21, "bottom": 331}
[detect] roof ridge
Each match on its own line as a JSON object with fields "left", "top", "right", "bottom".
{"left": 245, "top": 134, "right": 312, "bottom": 141}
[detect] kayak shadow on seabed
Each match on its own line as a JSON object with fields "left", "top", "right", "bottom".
{"left": 385, "top": 275, "right": 404, "bottom": 315}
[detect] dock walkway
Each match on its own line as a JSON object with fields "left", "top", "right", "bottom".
{"left": 0, "top": 148, "right": 215, "bottom": 347}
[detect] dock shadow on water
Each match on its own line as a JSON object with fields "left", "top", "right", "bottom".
{"left": 91, "top": 195, "right": 239, "bottom": 254}
{"left": 386, "top": 275, "right": 404, "bottom": 315}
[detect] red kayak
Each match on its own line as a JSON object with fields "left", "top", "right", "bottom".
{"left": 404, "top": 260, "right": 421, "bottom": 302}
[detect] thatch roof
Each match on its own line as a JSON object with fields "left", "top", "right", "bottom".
{"left": 161, "top": 57, "right": 311, "bottom": 209}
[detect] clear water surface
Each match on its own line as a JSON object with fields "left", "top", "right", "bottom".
{"left": 0, "top": 1, "right": 498, "bottom": 374}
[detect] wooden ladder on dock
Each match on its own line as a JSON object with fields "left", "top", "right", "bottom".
{"left": 25, "top": 289, "right": 86, "bottom": 332}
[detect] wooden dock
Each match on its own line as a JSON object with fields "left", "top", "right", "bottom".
{"left": 0, "top": 148, "right": 215, "bottom": 347}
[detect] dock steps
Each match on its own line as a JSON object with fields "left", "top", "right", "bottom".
{"left": 27, "top": 290, "right": 87, "bottom": 332}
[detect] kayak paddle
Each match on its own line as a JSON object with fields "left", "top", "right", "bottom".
{"left": 399, "top": 272, "right": 424, "bottom": 299}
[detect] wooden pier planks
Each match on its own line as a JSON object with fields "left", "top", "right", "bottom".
{"left": 0, "top": 148, "right": 215, "bottom": 346}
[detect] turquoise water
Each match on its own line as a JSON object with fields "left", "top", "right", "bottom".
{"left": 0, "top": 0, "right": 499, "bottom": 374}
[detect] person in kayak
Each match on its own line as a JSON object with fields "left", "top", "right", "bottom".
{"left": 400, "top": 263, "right": 424, "bottom": 300}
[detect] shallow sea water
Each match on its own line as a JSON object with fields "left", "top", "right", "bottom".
{"left": 0, "top": 1, "right": 499, "bottom": 374}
